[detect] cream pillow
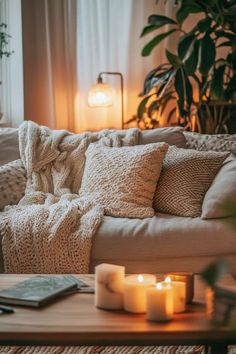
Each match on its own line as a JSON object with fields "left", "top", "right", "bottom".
{"left": 153, "top": 146, "right": 229, "bottom": 217}
{"left": 0, "top": 159, "right": 27, "bottom": 210}
{"left": 79, "top": 142, "right": 168, "bottom": 218}
{"left": 184, "top": 131, "right": 236, "bottom": 155}
{"left": 201, "top": 155, "right": 236, "bottom": 219}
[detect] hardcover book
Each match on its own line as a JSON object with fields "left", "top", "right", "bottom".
{"left": 0, "top": 275, "right": 84, "bottom": 307}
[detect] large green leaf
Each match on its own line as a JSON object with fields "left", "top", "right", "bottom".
{"left": 176, "top": 4, "right": 203, "bottom": 24}
{"left": 185, "top": 74, "right": 193, "bottom": 107}
{"left": 148, "top": 14, "right": 177, "bottom": 26}
{"left": 174, "top": 67, "right": 193, "bottom": 116}
{"left": 140, "top": 25, "right": 159, "bottom": 38}
{"left": 142, "top": 29, "right": 176, "bottom": 57}
{"left": 215, "top": 31, "right": 236, "bottom": 46}
{"left": 166, "top": 49, "right": 181, "bottom": 68}
{"left": 184, "top": 39, "right": 200, "bottom": 75}
{"left": 167, "top": 107, "right": 177, "bottom": 123}
{"left": 137, "top": 95, "right": 153, "bottom": 118}
{"left": 217, "top": 40, "right": 232, "bottom": 48}
{"left": 197, "top": 17, "right": 211, "bottom": 33}
{"left": 174, "top": 68, "right": 186, "bottom": 116}
{"left": 140, "top": 66, "right": 172, "bottom": 96}
{"left": 210, "top": 65, "right": 225, "bottom": 99}
{"left": 178, "top": 34, "right": 195, "bottom": 60}
{"left": 225, "top": 75, "right": 236, "bottom": 100}
{"left": 199, "top": 34, "right": 216, "bottom": 76}
{"left": 147, "top": 100, "right": 160, "bottom": 118}
{"left": 141, "top": 68, "right": 173, "bottom": 95}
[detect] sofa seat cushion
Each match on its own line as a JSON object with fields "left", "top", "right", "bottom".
{"left": 91, "top": 214, "right": 236, "bottom": 262}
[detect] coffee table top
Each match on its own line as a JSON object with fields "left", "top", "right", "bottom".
{"left": 0, "top": 274, "right": 236, "bottom": 347}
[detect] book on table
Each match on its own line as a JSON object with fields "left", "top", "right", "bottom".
{"left": 0, "top": 275, "right": 85, "bottom": 307}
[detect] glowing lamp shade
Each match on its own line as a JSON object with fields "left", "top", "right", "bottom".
{"left": 88, "top": 83, "right": 114, "bottom": 107}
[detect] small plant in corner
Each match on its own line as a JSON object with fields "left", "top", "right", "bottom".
{"left": 133, "top": 0, "right": 236, "bottom": 133}
{"left": 0, "top": 23, "right": 13, "bottom": 120}
{"left": 0, "top": 23, "right": 13, "bottom": 59}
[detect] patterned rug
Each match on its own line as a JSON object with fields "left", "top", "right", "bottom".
{"left": 2, "top": 346, "right": 236, "bottom": 353}
{"left": 0, "top": 346, "right": 205, "bottom": 354}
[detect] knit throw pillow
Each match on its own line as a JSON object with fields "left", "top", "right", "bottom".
{"left": 0, "top": 159, "right": 27, "bottom": 211}
{"left": 79, "top": 142, "right": 168, "bottom": 218}
{"left": 184, "top": 131, "right": 236, "bottom": 155}
{"left": 153, "top": 146, "right": 229, "bottom": 217}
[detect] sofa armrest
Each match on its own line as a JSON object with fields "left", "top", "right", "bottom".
{"left": 0, "top": 159, "right": 27, "bottom": 211}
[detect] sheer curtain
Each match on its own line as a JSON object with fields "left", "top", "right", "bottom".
{"left": 76, "top": 0, "right": 176, "bottom": 132}
{"left": 22, "top": 0, "right": 77, "bottom": 131}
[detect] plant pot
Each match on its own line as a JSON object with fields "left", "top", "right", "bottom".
{"left": 205, "top": 285, "right": 236, "bottom": 325}
{"left": 197, "top": 102, "right": 236, "bottom": 134}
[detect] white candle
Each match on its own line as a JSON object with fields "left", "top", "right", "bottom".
{"left": 124, "top": 274, "right": 156, "bottom": 313}
{"left": 146, "top": 282, "right": 174, "bottom": 322}
{"left": 95, "top": 263, "right": 125, "bottom": 310}
{"left": 167, "top": 272, "right": 194, "bottom": 304}
{"left": 164, "top": 276, "right": 186, "bottom": 313}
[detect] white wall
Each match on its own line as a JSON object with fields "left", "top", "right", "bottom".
{"left": 0, "top": 0, "right": 24, "bottom": 127}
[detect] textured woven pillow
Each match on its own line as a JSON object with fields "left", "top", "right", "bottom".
{"left": 184, "top": 131, "right": 236, "bottom": 155}
{"left": 0, "top": 159, "right": 27, "bottom": 210}
{"left": 202, "top": 155, "right": 236, "bottom": 219}
{"left": 79, "top": 142, "right": 168, "bottom": 218}
{"left": 153, "top": 146, "right": 229, "bottom": 217}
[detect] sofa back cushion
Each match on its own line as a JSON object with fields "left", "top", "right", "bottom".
{"left": 0, "top": 128, "right": 20, "bottom": 166}
{"left": 79, "top": 142, "right": 168, "bottom": 219}
{"left": 153, "top": 146, "right": 229, "bottom": 217}
{"left": 201, "top": 155, "right": 236, "bottom": 219}
{"left": 0, "top": 126, "right": 186, "bottom": 167}
{"left": 139, "top": 127, "right": 186, "bottom": 147}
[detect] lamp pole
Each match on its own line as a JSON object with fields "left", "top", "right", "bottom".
{"left": 97, "top": 72, "right": 124, "bottom": 129}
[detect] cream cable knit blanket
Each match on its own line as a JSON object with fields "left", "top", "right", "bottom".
{"left": 0, "top": 121, "right": 139, "bottom": 273}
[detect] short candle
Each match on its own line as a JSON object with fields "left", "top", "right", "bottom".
{"left": 146, "top": 282, "right": 173, "bottom": 322}
{"left": 164, "top": 276, "right": 186, "bottom": 313}
{"left": 124, "top": 274, "right": 156, "bottom": 313}
{"left": 167, "top": 272, "right": 194, "bottom": 304}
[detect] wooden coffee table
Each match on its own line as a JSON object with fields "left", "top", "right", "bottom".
{"left": 0, "top": 274, "right": 236, "bottom": 354}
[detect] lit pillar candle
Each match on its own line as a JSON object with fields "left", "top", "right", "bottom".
{"left": 164, "top": 276, "right": 186, "bottom": 313}
{"left": 146, "top": 282, "right": 174, "bottom": 322}
{"left": 124, "top": 274, "right": 156, "bottom": 313}
{"left": 167, "top": 272, "right": 194, "bottom": 304}
{"left": 95, "top": 263, "right": 125, "bottom": 310}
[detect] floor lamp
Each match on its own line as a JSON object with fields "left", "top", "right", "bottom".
{"left": 88, "top": 72, "right": 124, "bottom": 129}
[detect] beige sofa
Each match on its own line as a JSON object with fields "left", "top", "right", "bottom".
{"left": 1, "top": 126, "right": 236, "bottom": 275}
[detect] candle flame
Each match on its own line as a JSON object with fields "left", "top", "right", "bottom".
{"left": 138, "top": 274, "right": 144, "bottom": 283}
{"left": 156, "top": 282, "right": 162, "bottom": 290}
{"left": 165, "top": 276, "right": 171, "bottom": 283}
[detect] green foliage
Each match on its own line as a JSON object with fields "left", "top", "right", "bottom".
{"left": 201, "top": 259, "right": 228, "bottom": 288}
{"left": 137, "top": 0, "right": 236, "bottom": 129}
{"left": 0, "top": 23, "right": 13, "bottom": 59}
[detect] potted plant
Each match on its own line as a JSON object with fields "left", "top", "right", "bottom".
{"left": 134, "top": 0, "right": 236, "bottom": 133}
{"left": 0, "top": 23, "right": 13, "bottom": 120}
